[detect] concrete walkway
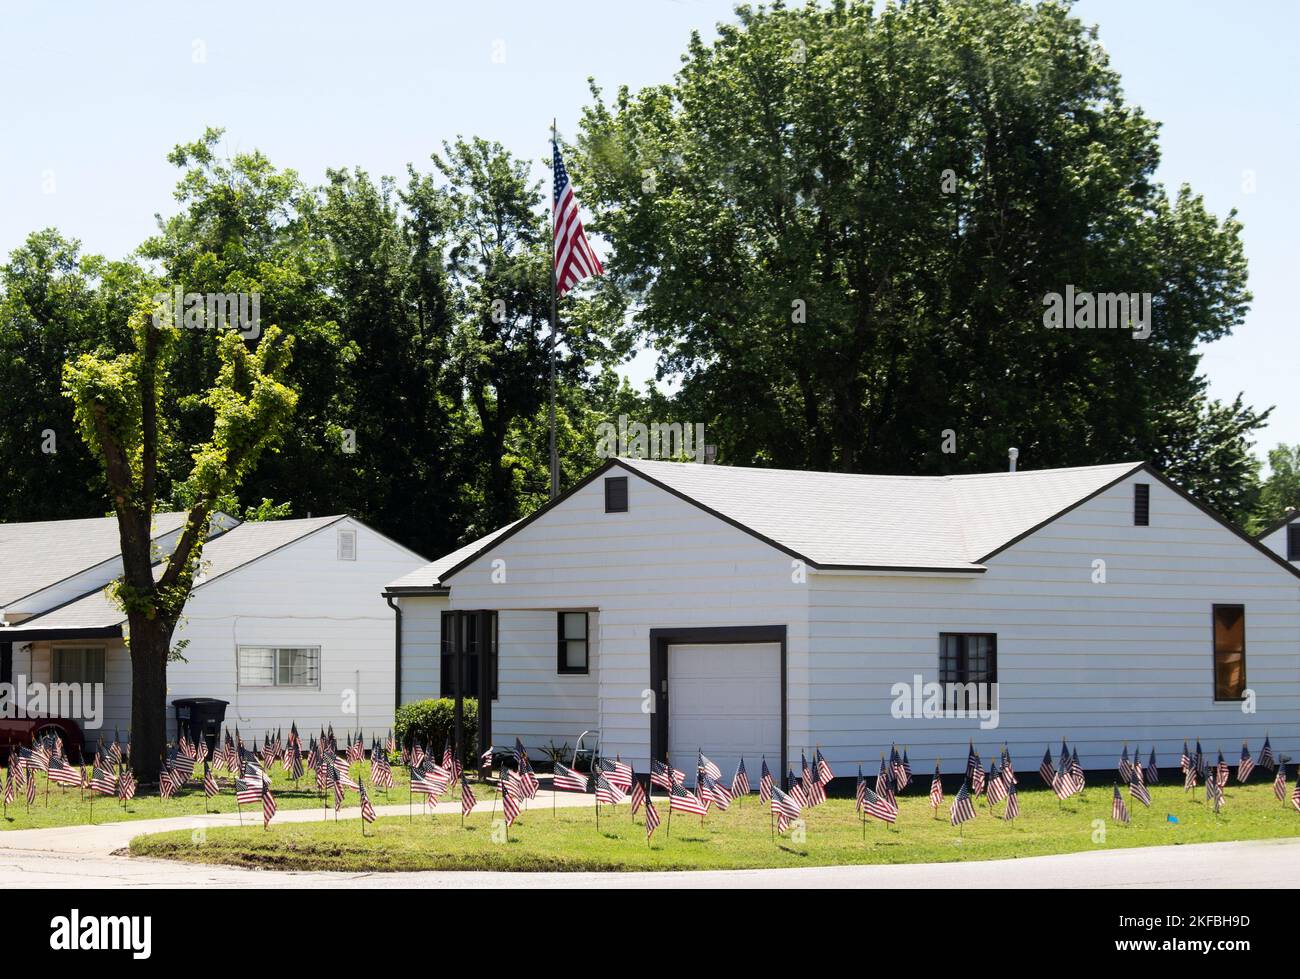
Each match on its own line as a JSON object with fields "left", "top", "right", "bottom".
{"left": 1, "top": 791, "right": 1296, "bottom": 888}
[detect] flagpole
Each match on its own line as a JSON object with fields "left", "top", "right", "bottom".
{"left": 548, "top": 118, "right": 560, "bottom": 500}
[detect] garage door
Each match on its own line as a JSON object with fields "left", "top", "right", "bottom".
{"left": 667, "top": 642, "right": 781, "bottom": 783}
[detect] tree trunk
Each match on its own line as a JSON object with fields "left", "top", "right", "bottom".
{"left": 126, "top": 614, "right": 173, "bottom": 784}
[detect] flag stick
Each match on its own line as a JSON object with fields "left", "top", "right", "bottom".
{"left": 547, "top": 117, "right": 560, "bottom": 500}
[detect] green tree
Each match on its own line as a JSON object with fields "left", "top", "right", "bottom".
{"left": 62, "top": 309, "right": 297, "bottom": 782}
{"left": 578, "top": 0, "right": 1259, "bottom": 506}
{"left": 1251, "top": 444, "right": 1300, "bottom": 534}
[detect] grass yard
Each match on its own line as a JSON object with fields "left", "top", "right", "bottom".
{"left": 0, "top": 762, "right": 415, "bottom": 830}
{"left": 129, "top": 782, "right": 1300, "bottom": 872}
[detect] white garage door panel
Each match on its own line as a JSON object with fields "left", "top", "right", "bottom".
{"left": 668, "top": 642, "right": 781, "bottom": 782}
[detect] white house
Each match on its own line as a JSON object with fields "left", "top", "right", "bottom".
{"left": 385, "top": 459, "right": 1300, "bottom": 782}
{"left": 1, "top": 513, "right": 427, "bottom": 745}
{"left": 1258, "top": 510, "right": 1300, "bottom": 566}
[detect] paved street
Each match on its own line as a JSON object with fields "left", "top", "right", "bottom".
{"left": 1, "top": 794, "right": 1295, "bottom": 888}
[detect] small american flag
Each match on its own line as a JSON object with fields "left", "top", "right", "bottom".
{"left": 1214, "top": 749, "right": 1229, "bottom": 788}
{"left": 553, "top": 762, "right": 589, "bottom": 793}
{"left": 644, "top": 797, "right": 661, "bottom": 840}
{"left": 1118, "top": 743, "right": 1134, "bottom": 783}
{"left": 1274, "top": 763, "right": 1288, "bottom": 802}
{"left": 699, "top": 772, "right": 731, "bottom": 811}
{"left": 769, "top": 785, "right": 800, "bottom": 832}
{"left": 860, "top": 782, "right": 897, "bottom": 824}
{"left": 1129, "top": 776, "right": 1151, "bottom": 808}
{"left": 1237, "top": 741, "right": 1255, "bottom": 783}
{"left": 501, "top": 779, "right": 520, "bottom": 827}
{"left": 1145, "top": 748, "right": 1159, "bottom": 785}
{"left": 1038, "top": 749, "right": 1055, "bottom": 784}
{"left": 815, "top": 749, "right": 834, "bottom": 785}
{"left": 698, "top": 751, "right": 721, "bottom": 781}
{"left": 598, "top": 757, "right": 632, "bottom": 791}
{"left": 551, "top": 141, "right": 603, "bottom": 296}
{"left": 1292, "top": 768, "right": 1300, "bottom": 812}
{"left": 731, "top": 758, "right": 751, "bottom": 797}
{"left": 650, "top": 759, "right": 675, "bottom": 792}
{"left": 1183, "top": 762, "right": 1198, "bottom": 791}
{"left": 950, "top": 780, "right": 976, "bottom": 826}
{"left": 1179, "top": 739, "right": 1191, "bottom": 773}
{"left": 203, "top": 763, "right": 219, "bottom": 799}
{"left": 461, "top": 776, "right": 476, "bottom": 816}
{"left": 262, "top": 779, "right": 277, "bottom": 828}
{"left": 1000, "top": 746, "right": 1015, "bottom": 784}
{"left": 929, "top": 764, "right": 943, "bottom": 810}
{"left": 1194, "top": 741, "right": 1206, "bottom": 778}
{"left": 410, "top": 767, "right": 440, "bottom": 798}
{"left": 48, "top": 756, "right": 83, "bottom": 787}
{"left": 854, "top": 766, "right": 866, "bottom": 812}
{"left": 786, "top": 771, "right": 808, "bottom": 809}
{"left": 802, "top": 754, "right": 826, "bottom": 806}
{"left": 117, "top": 767, "right": 136, "bottom": 803}
{"left": 1205, "top": 774, "right": 1223, "bottom": 813}
{"left": 1069, "top": 748, "right": 1085, "bottom": 792}
{"left": 26, "top": 764, "right": 37, "bottom": 806}
{"left": 759, "top": 758, "right": 773, "bottom": 803}
{"left": 235, "top": 775, "right": 262, "bottom": 806}
{"left": 669, "top": 783, "right": 708, "bottom": 816}
{"left": 875, "top": 757, "right": 895, "bottom": 808}
{"left": 90, "top": 759, "right": 117, "bottom": 796}
{"left": 1259, "top": 735, "right": 1276, "bottom": 771}
{"left": 986, "top": 765, "right": 1008, "bottom": 806}
{"left": 595, "top": 775, "right": 625, "bottom": 806}
{"left": 969, "top": 749, "right": 985, "bottom": 797}
{"left": 1003, "top": 781, "right": 1020, "bottom": 821}
{"left": 359, "top": 781, "right": 376, "bottom": 824}
{"left": 629, "top": 777, "right": 646, "bottom": 816}
{"left": 3, "top": 766, "right": 13, "bottom": 807}
{"left": 1112, "top": 783, "right": 1130, "bottom": 824}
{"left": 517, "top": 756, "right": 540, "bottom": 800}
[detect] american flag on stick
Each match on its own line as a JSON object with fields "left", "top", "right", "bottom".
{"left": 759, "top": 758, "right": 773, "bottom": 803}
{"left": 698, "top": 751, "right": 721, "bottom": 782}
{"left": 359, "top": 780, "right": 376, "bottom": 825}
{"left": 1038, "top": 749, "right": 1055, "bottom": 784}
{"left": 950, "top": 780, "right": 976, "bottom": 827}
{"left": 731, "top": 758, "right": 750, "bottom": 797}
{"left": 89, "top": 759, "right": 117, "bottom": 796}
{"left": 802, "top": 753, "right": 826, "bottom": 806}
{"left": 262, "top": 778, "right": 277, "bottom": 828}
{"left": 1215, "top": 749, "right": 1230, "bottom": 787}
{"left": 670, "top": 783, "right": 708, "bottom": 817}
{"left": 1274, "top": 762, "right": 1288, "bottom": 803}
{"left": 629, "top": 777, "right": 646, "bottom": 816}
{"left": 1237, "top": 741, "right": 1255, "bottom": 783}
{"left": 929, "top": 763, "right": 943, "bottom": 812}
{"left": 553, "top": 762, "right": 588, "bottom": 793}
{"left": 649, "top": 759, "right": 676, "bottom": 792}
{"left": 203, "top": 762, "right": 219, "bottom": 799}
{"left": 815, "top": 749, "right": 834, "bottom": 786}
{"left": 1129, "top": 775, "right": 1151, "bottom": 808}
{"left": 1112, "top": 783, "right": 1130, "bottom": 824}
{"left": 501, "top": 778, "right": 520, "bottom": 828}
{"left": 1000, "top": 746, "right": 1015, "bottom": 784}
{"left": 551, "top": 140, "right": 603, "bottom": 296}
{"left": 1292, "top": 767, "right": 1300, "bottom": 812}
{"left": 855, "top": 766, "right": 867, "bottom": 813}
{"left": 235, "top": 775, "right": 262, "bottom": 806}
{"left": 769, "top": 785, "right": 800, "bottom": 833}
{"left": 1144, "top": 747, "right": 1159, "bottom": 785}
{"left": 594, "top": 774, "right": 625, "bottom": 806}
{"left": 644, "top": 797, "right": 660, "bottom": 841}
{"left": 699, "top": 772, "right": 731, "bottom": 811}
{"left": 460, "top": 776, "right": 477, "bottom": 817}
{"left": 1258, "top": 735, "right": 1276, "bottom": 771}
{"left": 860, "top": 782, "right": 897, "bottom": 825}
{"left": 1004, "top": 780, "right": 1020, "bottom": 821}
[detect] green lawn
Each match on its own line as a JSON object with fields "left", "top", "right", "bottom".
{"left": 0, "top": 762, "right": 417, "bottom": 830}
{"left": 128, "top": 782, "right": 1300, "bottom": 872}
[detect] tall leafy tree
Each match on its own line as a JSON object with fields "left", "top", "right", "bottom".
{"left": 63, "top": 307, "right": 297, "bottom": 782}
{"left": 1251, "top": 444, "right": 1300, "bottom": 534}
{"left": 578, "top": 0, "right": 1259, "bottom": 512}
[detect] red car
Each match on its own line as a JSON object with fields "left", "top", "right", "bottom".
{"left": 0, "top": 717, "right": 85, "bottom": 763}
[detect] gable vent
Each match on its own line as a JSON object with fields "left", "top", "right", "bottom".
{"left": 337, "top": 528, "right": 357, "bottom": 560}
{"left": 1133, "top": 483, "right": 1150, "bottom": 526}
{"left": 604, "top": 476, "right": 628, "bottom": 513}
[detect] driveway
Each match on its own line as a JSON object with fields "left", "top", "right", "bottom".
{"left": 1, "top": 792, "right": 1296, "bottom": 888}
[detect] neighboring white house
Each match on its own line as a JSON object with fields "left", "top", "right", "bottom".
{"left": 385, "top": 459, "right": 1300, "bottom": 782}
{"left": 1258, "top": 510, "right": 1300, "bottom": 566}
{"left": 1, "top": 513, "right": 427, "bottom": 744}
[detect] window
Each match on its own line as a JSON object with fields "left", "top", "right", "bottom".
{"left": 557, "top": 612, "right": 589, "bottom": 674}
{"left": 237, "top": 646, "right": 320, "bottom": 688}
{"left": 1287, "top": 524, "right": 1300, "bottom": 562}
{"left": 52, "top": 647, "right": 105, "bottom": 685}
{"left": 1133, "top": 483, "right": 1150, "bottom": 526}
{"left": 1212, "top": 605, "right": 1246, "bottom": 701}
{"left": 440, "top": 610, "right": 498, "bottom": 700}
{"left": 939, "top": 633, "right": 997, "bottom": 711}
{"left": 337, "top": 528, "right": 357, "bottom": 560}
{"left": 604, "top": 476, "right": 628, "bottom": 513}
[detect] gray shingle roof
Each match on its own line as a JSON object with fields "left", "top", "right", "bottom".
{"left": 0, "top": 512, "right": 189, "bottom": 608}
{"left": 2, "top": 516, "right": 346, "bottom": 635}
{"left": 386, "top": 520, "right": 521, "bottom": 591}
{"left": 405, "top": 459, "right": 1144, "bottom": 586}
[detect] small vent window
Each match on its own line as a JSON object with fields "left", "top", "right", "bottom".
{"left": 604, "top": 476, "right": 628, "bottom": 513}
{"left": 1133, "top": 483, "right": 1150, "bottom": 526}
{"left": 337, "top": 528, "right": 357, "bottom": 560}
{"left": 1287, "top": 524, "right": 1300, "bottom": 562}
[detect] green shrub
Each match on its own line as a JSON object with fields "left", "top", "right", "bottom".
{"left": 395, "top": 698, "right": 478, "bottom": 764}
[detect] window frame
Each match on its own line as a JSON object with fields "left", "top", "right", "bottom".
{"left": 236, "top": 645, "right": 322, "bottom": 690}
{"left": 556, "top": 611, "right": 590, "bottom": 675}
{"left": 938, "top": 632, "right": 998, "bottom": 712}
{"left": 1211, "top": 604, "right": 1246, "bottom": 703}
{"left": 51, "top": 645, "right": 106, "bottom": 685}
{"left": 604, "top": 476, "right": 628, "bottom": 513}
{"left": 1287, "top": 524, "right": 1300, "bottom": 562}
{"left": 1133, "top": 482, "right": 1150, "bottom": 526}
{"left": 440, "top": 610, "right": 498, "bottom": 701}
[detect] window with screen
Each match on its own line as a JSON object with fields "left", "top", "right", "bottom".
{"left": 52, "top": 647, "right": 106, "bottom": 685}
{"left": 1134, "top": 483, "right": 1150, "bottom": 526}
{"left": 1287, "top": 524, "right": 1300, "bottom": 561}
{"left": 939, "top": 633, "right": 997, "bottom": 711}
{"left": 440, "top": 610, "right": 498, "bottom": 700}
{"left": 1212, "top": 605, "right": 1245, "bottom": 701}
{"left": 604, "top": 476, "right": 628, "bottom": 512}
{"left": 557, "top": 612, "right": 589, "bottom": 674}
{"left": 237, "top": 646, "right": 320, "bottom": 688}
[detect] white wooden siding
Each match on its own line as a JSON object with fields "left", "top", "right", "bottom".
{"left": 442, "top": 473, "right": 809, "bottom": 769}
{"left": 396, "top": 595, "right": 447, "bottom": 703}
{"left": 809, "top": 474, "right": 1300, "bottom": 774}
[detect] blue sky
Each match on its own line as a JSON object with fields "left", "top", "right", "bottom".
{"left": 2, "top": 0, "right": 1295, "bottom": 461}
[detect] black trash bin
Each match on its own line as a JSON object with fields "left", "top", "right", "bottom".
{"left": 171, "top": 697, "right": 230, "bottom": 757}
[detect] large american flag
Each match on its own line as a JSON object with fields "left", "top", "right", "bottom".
{"left": 552, "top": 142, "right": 603, "bottom": 296}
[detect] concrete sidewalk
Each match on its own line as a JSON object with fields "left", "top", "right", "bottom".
{"left": 1, "top": 793, "right": 1296, "bottom": 888}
